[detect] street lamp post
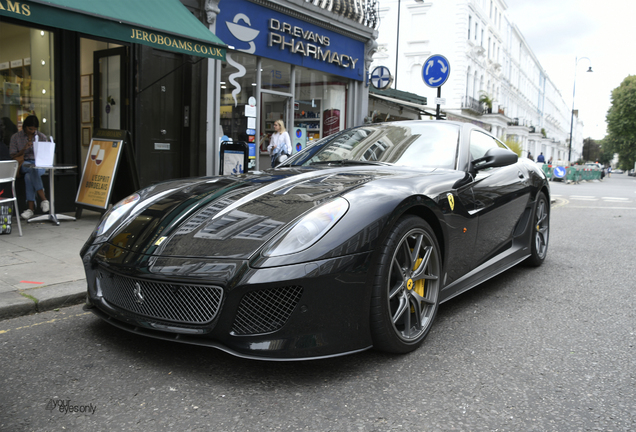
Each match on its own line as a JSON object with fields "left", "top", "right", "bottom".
{"left": 568, "top": 56, "right": 593, "bottom": 162}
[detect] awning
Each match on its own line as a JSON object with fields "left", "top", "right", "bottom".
{"left": 0, "top": 0, "right": 226, "bottom": 60}
{"left": 369, "top": 87, "right": 431, "bottom": 113}
{"left": 371, "top": 93, "right": 430, "bottom": 112}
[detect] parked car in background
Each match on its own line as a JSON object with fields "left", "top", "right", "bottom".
{"left": 585, "top": 162, "right": 603, "bottom": 170}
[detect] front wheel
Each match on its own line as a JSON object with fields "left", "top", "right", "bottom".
{"left": 370, "top": 216, "right": 442, "bottom": 354}
{"left": 525, "top": 191, "right": 549, "bottom": 266}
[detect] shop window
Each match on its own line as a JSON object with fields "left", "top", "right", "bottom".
{"left": 294, "top": 66, "right": 347, "bottom": 142}
{"left": 261, "top": 59, "right": 290, "bottom": 93}
{"left": 0, "top": 22, "right": 55, "bottom": 140}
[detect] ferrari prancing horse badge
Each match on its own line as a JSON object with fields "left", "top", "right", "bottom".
{"left": 447, "top": 193, "right": 455, "bottom": 211}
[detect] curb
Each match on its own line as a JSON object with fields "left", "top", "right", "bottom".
{"left": 0, "top": 280, "right": 86, "bottom": 321}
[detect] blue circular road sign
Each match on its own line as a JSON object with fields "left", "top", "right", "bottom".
{"left": 370, "top": 66, "right": 393, "bottom": 90}
{"left": 422, "top": 54, "right": 450, "bottom": 88}
{"left": 553, "top": 166, "right": 566, "bottom": 178}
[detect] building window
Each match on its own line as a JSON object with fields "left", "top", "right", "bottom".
{"left": 468, "top": 16, "right": 472, "bottom": 40}
{"left": 294, "top": 66, "right": 347, "bottom": 141}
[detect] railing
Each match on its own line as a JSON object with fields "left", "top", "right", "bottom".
{"left": 461, "top": 95, "right": 485, "bottom": 114}
{"left": 304, "top": 0, "right": 380, "bottom": 29}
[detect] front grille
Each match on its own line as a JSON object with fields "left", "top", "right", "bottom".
{"left": 97, "top": 270, "right": 223, "bottom": 325}
{"left": 231, "top": 286, "right": 303, "bottom": 335}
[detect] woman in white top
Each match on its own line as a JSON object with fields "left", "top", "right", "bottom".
{"left": 267, "top": 120, "right": 292, "bottom": 168}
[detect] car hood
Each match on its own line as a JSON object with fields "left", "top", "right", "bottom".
{"left": 101, "top": 166, "right": 436, "bottom": 260}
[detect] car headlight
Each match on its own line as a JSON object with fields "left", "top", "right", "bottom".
{"left": 92, "top": 187, "right": 182, "bottom": 242}
{"left": 264, "top": 197, "right": 349, "bottom": 257}
{"left": 95, "top": 193, "right": 141, "bottom": 237}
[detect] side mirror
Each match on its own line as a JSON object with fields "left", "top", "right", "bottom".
{"left": 472, "top": 147, "right": 518, "bottom": 171}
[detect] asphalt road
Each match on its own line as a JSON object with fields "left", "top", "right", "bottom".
{"left": 1, "top": 176, "right": 635, "bottom": 432}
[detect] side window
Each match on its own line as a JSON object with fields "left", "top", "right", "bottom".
{"left": 470, "top": 130, "right": 502, "bottom": 161}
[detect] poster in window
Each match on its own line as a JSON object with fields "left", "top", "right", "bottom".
{"left": 3, "top": 82, "right": 20, "bottom": 105}
{"left": 81, "top": 101, "right": 91, "bottom": 123}
{"left": 80, "top": 74, "right": 91, "bottom": 98}
{"left": 322, "top": 109, "right": 340, "bottom": 137}
{"left": 82, "top": 127, "right": 91, "bottom": 146}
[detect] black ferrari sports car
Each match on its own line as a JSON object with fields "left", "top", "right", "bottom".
{"left": 81, "top": 120, "right": 550, "bottom": 360}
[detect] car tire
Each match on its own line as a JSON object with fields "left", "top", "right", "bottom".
{"left": 525, "top": 191, "right": 549, "bottom": 267}
{"left": 370, "top": 216, "right": 442, "bottom": 354}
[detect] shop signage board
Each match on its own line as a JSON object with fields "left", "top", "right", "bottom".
{"left": 216, "top": 0, "right": 365, "bottom": 81}
{"left": 76, "top": 138, "right": 124, "bottom": 210}
{"left": 75, "top": 129, "right": 139, "bottom": 216}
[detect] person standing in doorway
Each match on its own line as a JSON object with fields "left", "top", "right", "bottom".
{"left": 9, "top": 115, "right": 49, "bottom": 220}
{"left": 267, "top": 119, "right": 292, "bottom": 168}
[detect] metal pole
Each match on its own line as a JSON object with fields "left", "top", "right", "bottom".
{"left": 436, "top": 87, "right": 441, "bottom": 119}
{"left": 568, "top": 57, "right": 592, "bottom": 163}
{"left": 394, "top": 0, "right": 400, "bottom": 89}
{"left": 568, "top": 57, "right": 577, "bottom": 162}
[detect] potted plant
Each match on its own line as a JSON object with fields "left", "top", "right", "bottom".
{"left": 479, "top": 91, "right": 493, "bottom": 113}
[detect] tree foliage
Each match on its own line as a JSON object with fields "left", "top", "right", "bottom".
{"left": 503, "top": 137, "right": 522, "bottom": 157}
{"left": 606, "top": 75, "right": 636, "bottom": 169}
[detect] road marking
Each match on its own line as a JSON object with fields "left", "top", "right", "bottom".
{"left": 602, "top": 197, "right": 630, "bottom": 201}
{"left": 567, "top": 206, "right": 636, "bottom": 210}
{"left": 570, "top": 196, "right": 598, "bottom": 201}
{"left": 0, "top": 312, "right": 90, "bottom": 335}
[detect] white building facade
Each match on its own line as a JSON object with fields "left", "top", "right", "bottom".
{"left": 370, "top": 0, "right": 583, "bottom": 162}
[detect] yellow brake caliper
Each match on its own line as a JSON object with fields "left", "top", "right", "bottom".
{"left": 412, "top": 257, "right": 425, "bottom": 297}
{"left": 409, "top": 256, "right": 425, "bottom": 313}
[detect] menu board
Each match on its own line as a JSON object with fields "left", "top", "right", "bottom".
{"left": 75, "top": 138, "right": 124, "bottom": 210}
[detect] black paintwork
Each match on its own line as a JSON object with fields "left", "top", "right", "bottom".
{"left": 81, "top": 120, "right": 549, "bottom": 360}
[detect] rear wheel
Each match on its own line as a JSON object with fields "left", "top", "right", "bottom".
{"left": 525, "top": 191, "right": 549, "bottom": 266}
{"left": 370, "top": 216, "right": 441, "bottom": 353}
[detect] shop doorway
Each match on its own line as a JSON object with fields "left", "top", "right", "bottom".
{"left": 260, "top": 92, "right": 292, "bottom": 155}
{"left": 136, "top": 48, "right": 190, "bottom": 186}
{"left": 93, "top": 47, "right": 128, "bottom": 131}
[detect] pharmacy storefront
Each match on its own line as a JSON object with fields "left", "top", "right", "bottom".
{"left": 213, "top": 0, "right": 373, "bottom": 170}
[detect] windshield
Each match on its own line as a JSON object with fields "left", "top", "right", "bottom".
{"left": 291, "top": 122, "right": 460, "bottom": 170}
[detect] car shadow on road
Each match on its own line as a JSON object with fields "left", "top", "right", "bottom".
{"left": 84, "top": 262, "right": 539, "bottom": 387}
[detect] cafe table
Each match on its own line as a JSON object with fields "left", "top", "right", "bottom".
{"left": 28, "top": 164, "right": 78, "bottom": 225}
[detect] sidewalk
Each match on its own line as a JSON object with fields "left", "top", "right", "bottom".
{"left": 0, "top": 209, "right": 102, "bottom": 320}
{"left": 0, "top": 156, "right": 274, "bottom": 321}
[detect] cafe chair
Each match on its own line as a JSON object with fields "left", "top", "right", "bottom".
{"left": 0, "top": 160, "right": 23, "bottom": 236}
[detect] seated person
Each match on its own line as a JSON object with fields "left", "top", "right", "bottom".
{"left": 9, "top": 115, "right": 50, "bottom": 220}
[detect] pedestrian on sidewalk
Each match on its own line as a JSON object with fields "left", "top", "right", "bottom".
{"left": 9, "top": 115, "right": 50, "bottom": 220}
{"left": 267, "top": 120, "right": 292, "bottom": 168}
